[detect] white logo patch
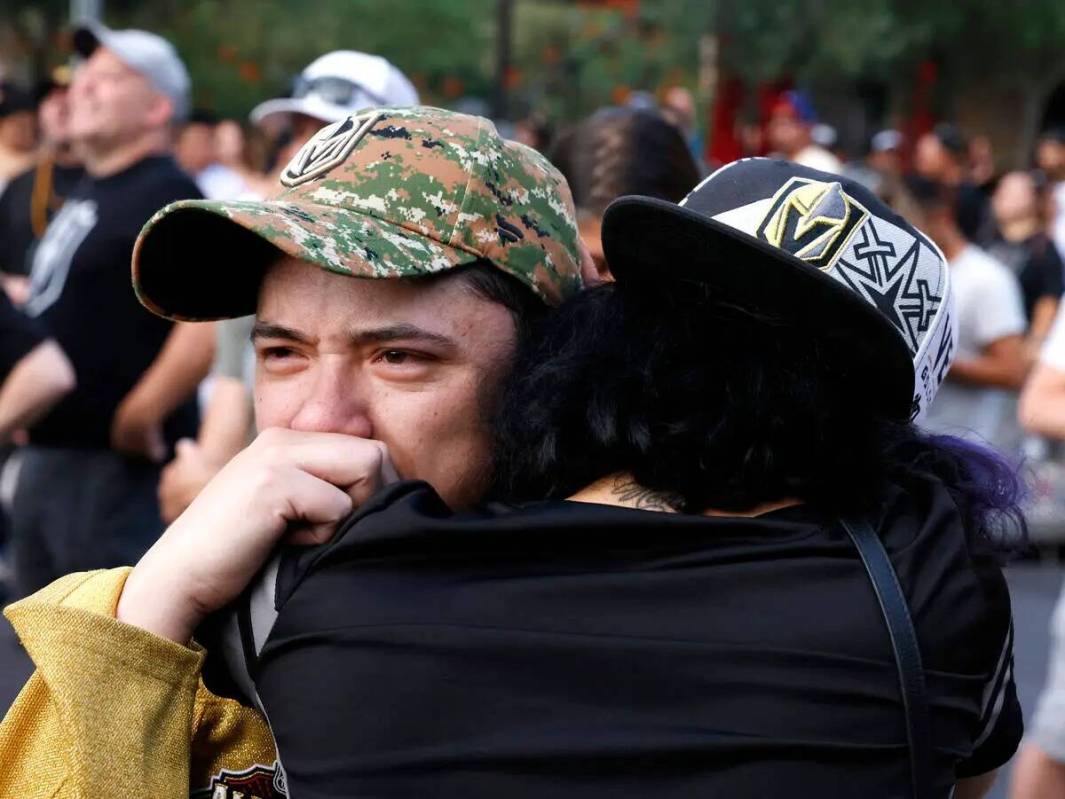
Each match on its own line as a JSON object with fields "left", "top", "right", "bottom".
{"left": 24, "top": 198, "right": 98, "bottom": 318}
{"left": 279, "top": 111, "right": 383, "bottom": 188}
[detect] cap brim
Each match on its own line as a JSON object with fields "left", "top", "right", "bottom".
{"left": 249, "top": 96, "right": 351, "bottom": 132}
{"left": 601, "top": 195, "right": 915, "bottom": 419}
{"left": 133, "top": 199, "right": 482, "bottom": 322}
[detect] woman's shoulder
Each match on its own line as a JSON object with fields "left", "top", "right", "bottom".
{"left": 875, "top": 474, "right": 1013, "bottom": 676}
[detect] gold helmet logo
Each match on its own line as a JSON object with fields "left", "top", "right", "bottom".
{"left": 756, "top": 179, "right": 868, "bottom": 269}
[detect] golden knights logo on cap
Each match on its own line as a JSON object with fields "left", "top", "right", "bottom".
{"left": 756, "top": 178, "right": 868, "bottom": 270}
{"left": 280, "top": 111, "right": 384, "bottom": 187}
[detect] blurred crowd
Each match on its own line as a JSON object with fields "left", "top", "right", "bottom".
{"left": 6, "top": 26, "right": 1065, "bottom": 604}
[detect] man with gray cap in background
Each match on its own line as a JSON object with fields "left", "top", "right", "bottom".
{"left": 8, "top": 23, "right": 213, "bottom": 598}
{"left": 158, "top": 49, "right": 419, "bottom": 524}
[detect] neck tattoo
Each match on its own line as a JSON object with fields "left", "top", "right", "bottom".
{"left": 610, "top": 476, "right": 680, "bottom": 513}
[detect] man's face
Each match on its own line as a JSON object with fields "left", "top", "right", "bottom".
{"left": 68, "top": 48, "right": 167, "bottom": 148}
{"left": 766, "top": 113, "right": 805, "bottom": 156}
{"left": 1037, "top": 138, "right": 1065, "bottom": 181}
{"left": 37, "top": 88, "right": 72, "bottom": 148}
{"left": 274, "top": 113, "right": 327, "bottom": 173}
{"left": 253, "top": 256, "right": 520, "bottom": 508}
{"left": 867, "top": 149, "right": 900, "bottom": 175}
{"left": 0, "top": 110, "right": 36, "bottom": 153}
{"left": 992, "top": 172, "right": 1036, "bottom": 225}
{"left": 175, "top": 121, "right": 215, "bottom": 175}
{"left": 913, "top": 133, "right": 947, "bottom": 180}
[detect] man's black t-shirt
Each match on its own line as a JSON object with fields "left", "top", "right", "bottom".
{"left": 0, "top": 160, "right": 85, "bottom": 276}
{"left": 251, "top": 477, "right": 1021, "bottom": 798}
{"left": 23, "top": 155, "right": 199, "bottom": 449}
{"left": 0, "top": 289, "right": 44, "bottom": 379}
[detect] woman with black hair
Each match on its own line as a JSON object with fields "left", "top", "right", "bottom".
{"left": 216, "top": 160, "right": 1021, "bottom": 799}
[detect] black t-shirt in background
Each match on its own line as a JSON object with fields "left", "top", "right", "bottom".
{"left": 253, "top": 477, "right": 1021, "bottom": 799}
{"left": 23, "top": 155, "right": 199, "bottom": 450}
{"left": 956, "top": 181, "right": 993, "bottom": 245}
{"left": 0, "top": 289, "right": 44, "bottom": 379}
{"left": 0, "top": 160, "right": 85, "bottom": 276}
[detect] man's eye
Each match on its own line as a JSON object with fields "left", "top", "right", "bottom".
{"left": 381, "top": 350, "right": 413, "bottom": 365}
{"left": 262, "top": 346, "right": 296, "bottom": 360}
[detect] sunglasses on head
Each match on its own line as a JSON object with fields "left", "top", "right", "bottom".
{"left": 292, "top": 75, "right": 386, "bottom": 109}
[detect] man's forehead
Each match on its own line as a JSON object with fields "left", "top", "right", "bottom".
{"left": 256, "top": 257, "right": 512, "bottom": 335}
{"left": 84, "top": 48, "right": 128, "bottom": 71}
{"left": 80, "top": 48, "right": 147, "bottom": 85}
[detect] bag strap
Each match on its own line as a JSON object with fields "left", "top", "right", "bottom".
{"left": 839, "top": 516, "right": 933, "bottom": 799}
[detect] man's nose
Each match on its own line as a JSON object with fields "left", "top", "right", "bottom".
{"left": 287, "top": 365, "right": 374, "bottom": 439}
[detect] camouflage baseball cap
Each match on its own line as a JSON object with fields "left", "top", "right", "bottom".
{"left": 133, "top": 106, "right": 583, "bottom": 320}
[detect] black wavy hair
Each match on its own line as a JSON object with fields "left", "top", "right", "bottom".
{"left": 492, "top": 281, "right": 1025, "bottom": 547}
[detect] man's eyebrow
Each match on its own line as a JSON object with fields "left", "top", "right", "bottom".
{"left": 251, "top": 322, "right": 311, "bottom": 344}
{"left": 349, "top": 324, "right": 455, "bottom": 348}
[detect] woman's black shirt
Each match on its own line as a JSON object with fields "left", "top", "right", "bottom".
{"left": 256, "top": 477, "right": 1021, "bottom": 798}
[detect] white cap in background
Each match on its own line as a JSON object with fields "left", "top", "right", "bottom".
{"left": 871, "top": 129, "right": 904, "bottom": 153}
{"left": 250, "top": 50, "right": 419, "bottom": 133}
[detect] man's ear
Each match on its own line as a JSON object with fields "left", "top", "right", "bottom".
{"left": 577, "top": 217, "right": 613, "bottom": 286}
{"left": 578, "top": 238, "right": 613, "bottom": 286}
{"left": 145, "top": 91, "right": 176, "bottom": 130}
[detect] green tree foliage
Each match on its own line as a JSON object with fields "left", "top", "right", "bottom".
{"left": 114, "top": 0, "right": 497, "bottom": 116}
{"left": 5, "top": 0, "right": 1065, "bottom": 143}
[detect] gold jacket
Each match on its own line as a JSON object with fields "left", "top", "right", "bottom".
{"left": 0, "top": 569, "right": 285, "bottom": 798}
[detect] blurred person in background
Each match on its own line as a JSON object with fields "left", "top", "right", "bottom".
{"left": 156, "top": 50, "right": 419, "bottom": 524}
{"left": 513, "top": 110, "right": 553, "bottom": 153}
{"left": 861, "top": 129, "right": 924, "bottom": 223}
{"left": 914, "top": 124, "right": 993, "bottom": 244}
{"left": 174, "top": 108, "right": 215, "bottom": 179}
{"left": 6, "top": 23, "right": 213, "bottom": 600}
{"left": 251, "top": 49, "right": 418, "bottom": 183}
{"left": 0, "top": 287, "right": 74, "bottom": 599}
{"left": 0, "top": 289, "right": 73, "bottom": 444}
{"left": 0, "top": 82, "right": 37, "bottom": 194}
{"left": 738, "top": 118, "right": 764, "bottom": 159}
{"left": 988, "top": 171, "right": 1064, "bottom": 354}
{"left": 765, "top": 89, "right": 842, "bottom": 174}
{"left": 969, "top": 134, "right": 998, "bottom": 193}
{"left": 0, "top": 69, "right": 84, "bottom": 299}
{"left": 914, "top": 178, "right": 1028, "bottom": 455}
{"left": 660, "top": 85, "right": 704, "bottom": 167}
{"left": 1019, "top": 303, "right": 1065, "bottom": 443}
{"left": 175, "top": 109, "right": 256, "bottom": 200}
{"left": 214, "top": 118, "right": 273, "bottom": 197}
{"left": 1010, "top": 538, "right": 1065, "bottom": 797}
{"left": 550, "top": 106, "right": 700, "bottom": 279}
{"left": 1036, "top": 128, "right": 1065, "bottom": 263}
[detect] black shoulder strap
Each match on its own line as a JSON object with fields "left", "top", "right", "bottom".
{"left": 839, "top": 516, "right": 933, "bottom": 799}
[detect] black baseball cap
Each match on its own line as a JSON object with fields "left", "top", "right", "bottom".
{"left": 601, "top": 158, "right": 956, "bottom": 421}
